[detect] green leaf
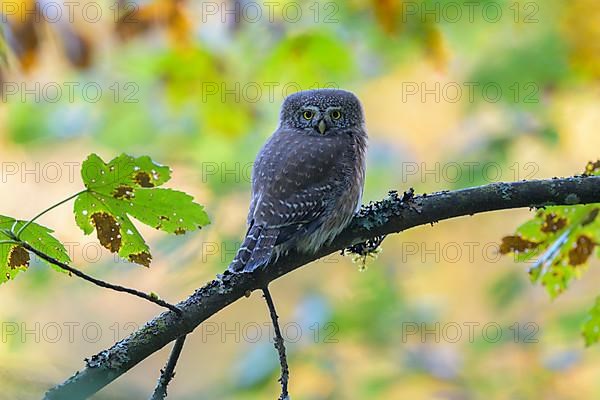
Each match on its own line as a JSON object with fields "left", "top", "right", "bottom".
{"left": 0, "top": 216, "right": 71, "bottom": 284}
{"left": 74, "top": 153, "right": 210, "bottom": 267}
{"left": 582, "top": 296, "right": 600, "bottom": 346}
{"left": 500, "top": 160, "right": 600, "bottom": 298}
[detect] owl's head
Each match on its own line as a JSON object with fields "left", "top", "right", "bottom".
{"left": 279, "top": 89, "right": 365, "bottom": 135}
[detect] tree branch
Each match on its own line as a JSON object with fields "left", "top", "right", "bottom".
{"left": 149, "top": 336, "right": 187, "bottom": 400}
{"left": 262, "top": 286, "right": 290, "bottom": 400}
{"left": 44, "top": 175, "right": 600, "bottom": 400}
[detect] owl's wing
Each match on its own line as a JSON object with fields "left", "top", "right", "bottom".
{"left": 248, "top": 130, "right": 347, "bottom": 245}
{"left": 259, "top": 187, "right": 333, "bottom": 245}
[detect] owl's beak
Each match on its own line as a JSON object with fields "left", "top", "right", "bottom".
{"left": 317, "top": 119, "right": 327, "bottom": 134}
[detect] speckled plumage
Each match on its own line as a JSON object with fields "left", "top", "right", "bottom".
{"left": 229, "top": 89, "right": 368, "bottom": 273}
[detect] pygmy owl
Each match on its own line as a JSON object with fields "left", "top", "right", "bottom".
{"left": 229, "top": 89, "right": 368, "bottom": 273}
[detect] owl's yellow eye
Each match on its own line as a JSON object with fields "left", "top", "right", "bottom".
{"left": 331, "top": 110, "right": 342, "bottom": 120}
{"left": 302, "top": 111, "right": 314, "bottom": 120}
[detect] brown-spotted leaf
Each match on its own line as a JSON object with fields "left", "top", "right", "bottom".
{"left": 91, "top": 212, "right": 122, "bottom": 253}
{"left": 568, "top": 235, "right": 596, "bottom": 266}
{"left": 74, "top": 154, "right": 209, "bottom": 267}
{"left": 129, "top": 252, "right": 152, "bottom": 268}
{"left": 8, "top": 246, "right": 29, "bottom": 269}
{"left": 0, "top": 215, "right": 70, "bottom": 284}
{"left": 541, "top": 213, "right": 567, "bottom": 233}
{"left": 501, "top": 160, "right": 600, "bottom": 299}
{"left": 499, "top": 235, "right": 540, "bottom": 254}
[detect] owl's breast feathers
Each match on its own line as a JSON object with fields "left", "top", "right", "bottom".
{"left": 229, "top": 128, "right": 367, "bottom": 273}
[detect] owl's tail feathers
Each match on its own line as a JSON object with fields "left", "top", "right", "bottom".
{"left": 228, "top": 225, "right": 280, "bottom": 273}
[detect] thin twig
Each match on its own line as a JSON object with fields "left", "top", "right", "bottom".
{"left": 150, "top": 335, "right": 187, "bottom": 400}
{"left": 21, "top": 242, "right": 182, "bottom": 315}
{"left": 15, "top": 190, "right": 87, "bottom": 238}
{"left": 262, "top": 286, "right": 290, "bottom": 400}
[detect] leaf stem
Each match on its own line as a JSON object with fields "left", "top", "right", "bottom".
{"left": 15, "top": 190, "right": 88, "bottom": 239}
{"left": 0, "top": 240, "right": 20, "bottom": 246}
{"left": 0, "top": 228, "right": 14, "bottom": 237}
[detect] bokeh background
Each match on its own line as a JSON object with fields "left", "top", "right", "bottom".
{"left": 1, "top": 0, "right": 600, "bottom": 398}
